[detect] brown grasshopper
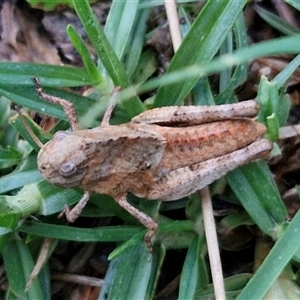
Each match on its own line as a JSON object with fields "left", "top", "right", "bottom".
{"left": 34, "top": 78, "right": 272, "bottom": 250}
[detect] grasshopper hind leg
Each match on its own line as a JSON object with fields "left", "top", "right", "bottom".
{"left": 144, "top": 139, "right": 272, "bottom": 201}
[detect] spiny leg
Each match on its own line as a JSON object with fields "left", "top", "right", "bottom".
{"left": 60, "top": 192, "right": 158, "bottom": 251}
{"left": 32, "top": 77, "right": 79, "bottom": 131}
{"left": 59, "top": 191, "right": 91, "bottom": 222}
{"left": 101, "top": 104, "right": 115, "bottom": 126}
{"left": 100, "top": 86, "right": 120, "bottom": 126}
{"left": 115, "top": 195, "right": 158, "bottom": 252}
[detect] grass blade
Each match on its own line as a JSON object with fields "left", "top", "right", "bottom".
{"left": 72, "top": 0, "right": 144, "bottom": 117}
{"left": 154, "top": 0, "right": 247, "bottom": 107}
{"left": 226, "top": 161, "right": 287, "bottom": 238}
{"left": 237, "top": 209, "right": 300, "bottom": 299}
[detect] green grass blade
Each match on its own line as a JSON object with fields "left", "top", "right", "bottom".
{"left": 0, "top": 96, "right": 10, "bottom": 128}
{"left": 154, "top": 0, "right": 247, "bottom": 107}
{"left": 0, "top": 62, "right": 91, "bottom": 86}
{"left": 3, "top": 238, "right": 45, "bottom": 299}
{"left": 72, "top": 0, "right": 127, "bottom": 86}
{"left": 177, "top": 5, "right": 214, "bottom": 106}
{"left": 99, "top": 244, "right": 165, "bottom": 300}
{"left": 0, "top": 83, "right": 96, "bottom": 123}
{"left": 0, "top": 147, "right": 22, "bottom": 169}
{"left": 67, "top": 24, "right": 102, "bottom": 84}
{"left": 215, "top": 12, "right": 248, "bottom": 104}
{"left": 286, "top": 0, "right": 300, "bottom": 11}
{"left": 237, "top": 209, "right": 300, "bottom": 299}
{"left": 72, "top": 0, "right": 144, "bottom": 117}
{"left": 273, "top": 54, "right": 300, "bottom": 87}
{"left": 139, "top": 0, "right": 196, "bottom": 9}
{"left": 226, "top": 161, "right": 287, "bottom": 238}
{"left": 136, "top": 34, "right": 300, "bottom": 97}
{"left": 0, "top": 171, "right": 42, "bottom": 194}
{"left": 124, "top": 9, "right": 151, "bottom": 78}
{"left": 104, "top": 1, "right": 139, "bottom": 60}
{"left": 255, "top": 5, "right": 300, "bottom": 35}
{"left": 20, "top": 221, "right": 143, "bottom": 242}
{"left": 179, "top": 236, "right": 208, "bottom": 299}
{"left": 104, "top": 2, "right": 150, "bottom": 78}
{"left": 130, "top": 49, "right": 157, "bottom": 85}
{"left": 0, "top": 183, "right": 42, "bottom": 216}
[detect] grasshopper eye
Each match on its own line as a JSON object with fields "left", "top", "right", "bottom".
{"left": 54, "top": 132, "right": 68, "bottom": 140}
{"left": 59, "top": 162, "right": 76, "bottom": 177}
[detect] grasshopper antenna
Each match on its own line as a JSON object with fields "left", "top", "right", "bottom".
{"left": 16, "top": 108, "right": 44, "bottom": 149}
{"left": 32, "top": 77, "right": 79, "bottom": 131}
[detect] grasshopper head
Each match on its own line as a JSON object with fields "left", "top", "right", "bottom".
{"left": 37, "top": 131, "right": 90, "bottom": 188}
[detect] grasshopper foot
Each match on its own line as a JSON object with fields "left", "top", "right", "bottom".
{"left": 57, "top": 191, "right": 91, "bottom": 222}
{"left": 115, "top": 195, "right": 158, "bottom": 252}
{"left": 144, "top": 224, "right": 158, "bottom": 253}
{"left": 57, "top": 204, "right": 70, "bottom": 220}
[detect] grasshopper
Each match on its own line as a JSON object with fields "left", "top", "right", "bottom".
{"left": 34, "top": 78, "right": 272, "bottom": 250}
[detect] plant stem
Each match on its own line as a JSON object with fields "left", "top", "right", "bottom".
{"left": 200, "top": 187, "right": 226, "bottom": 300}
{"left": 164, "top": 0, "right": 182, "bottom": 51}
